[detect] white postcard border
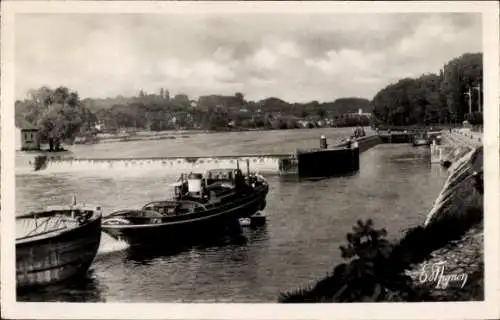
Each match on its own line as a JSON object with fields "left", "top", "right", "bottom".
{"left": 1, "top": 1, "right": 499, "bottom": 319}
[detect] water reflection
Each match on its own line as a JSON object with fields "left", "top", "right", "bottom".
{"left": 242, "top": 224, "right": 269, "bottom": 243}
{"left": 126, "top": 225, "right": 249, "bottom": 263}
{"left": 279, "top": 171, "right": 360, "bottom": 183}
{"left": 17, "top": 270, "right": 105, "bottom": 302}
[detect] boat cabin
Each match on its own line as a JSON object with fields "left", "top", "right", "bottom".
{"left": 172, "top": 167, "right": 264, "bottom": 202}
{"left": 205, "top": 168, "right": 246, "bottom": 186}
{"left": 142, "top": 201, "right": 205, "bottom": 216}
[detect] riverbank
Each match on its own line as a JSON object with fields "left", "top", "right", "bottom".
{"left": 278, "top": 132, "right": 484, "bottom": 302}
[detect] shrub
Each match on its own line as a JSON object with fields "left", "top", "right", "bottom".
{"left": 33, "top": 154, "right": 48, "bottom": 171}
{"left": 279, "top": 207, "right": 483, "bottom": 303}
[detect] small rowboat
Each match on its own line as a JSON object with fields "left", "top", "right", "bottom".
{"left": 239, "top": 211, "right": 267, "bottom": 228}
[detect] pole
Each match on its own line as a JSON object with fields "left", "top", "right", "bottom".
{"left": 473, "top": 84, "right": 481, "bottom": 113}
{"left": 464, "top": 88, "right": 472, "bottom": 115}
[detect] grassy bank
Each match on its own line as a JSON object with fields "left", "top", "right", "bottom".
{"left": 279, "top": 147, "right": 483, "bottom": 302}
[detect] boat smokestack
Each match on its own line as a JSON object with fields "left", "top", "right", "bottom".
{"left": 187, "top": 173, "right": 203, "bottom": 197}
{"left": 320, "top": 135, "right": 328, "bottom": 149}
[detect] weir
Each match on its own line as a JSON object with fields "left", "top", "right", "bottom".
{"left": 41, "top": 155, "right": 285, "bottom": 175}
{"left": 19, "top": 135, "right": 384, "bottom": 176}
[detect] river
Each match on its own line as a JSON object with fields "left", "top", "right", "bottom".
{"left": 15, "top": 128, "right": 449, "bottom": 302}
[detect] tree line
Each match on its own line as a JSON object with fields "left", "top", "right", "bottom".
{"left": 16, "top": 87, "right": 371, "bottom": 148}
{"left": 82, "top": 94, "right": 371, "bottom": 132}
{"left": 371, "top": 52, "right": 483, "bottom": 127}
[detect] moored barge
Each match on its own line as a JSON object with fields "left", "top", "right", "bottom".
{"left": 102, "top": 161, "right": 269, "bottom": 246}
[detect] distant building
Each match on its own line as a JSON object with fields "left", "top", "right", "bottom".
{"left": 297, "top": 120, "right": 312, "bottom": 128}
{"left": 95, "top": 120, "right": 117, "bottom": 133}
{"left": 345, "top": 108, "right": 372, "bottom": 119}
{"left": 15, "top": 122, "right": 41, "bottom": 151}
{"left": 95, "top": 122, "right": 104, "bottom": 132}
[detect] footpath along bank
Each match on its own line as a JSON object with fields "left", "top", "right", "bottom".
{"left": 279, "top": 130, "right": 484, "bottom": 302}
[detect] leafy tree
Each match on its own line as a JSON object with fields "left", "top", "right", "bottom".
{"left": 173, "top": 94, "right": 190, "bottom": 107}
{"left": 285, "top": 118, "right": 298, "bottom": 129}
{"left": 18, "top": 86, "right": 95, "bottom": 151}
{"left": 316, "top": 108, "right": 327, "bottom": 119}
{"left": 371, "top": 52, "right": 483, "bottom": 126}
{"left": 235, "top": 92, "right": 245, "bottom": 105}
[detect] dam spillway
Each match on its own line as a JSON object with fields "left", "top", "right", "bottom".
{"left": 35, "top": 155, "right": 287, "bottom": 175}
{"left": 16, "top": 135, "right": 384, "bottom": 176}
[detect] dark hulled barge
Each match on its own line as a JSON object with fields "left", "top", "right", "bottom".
{"left": 16, "top": 201, "right": 102, "bottom": 288}
{"left": 101, "top": 162, "right": 269, "bottom": 246}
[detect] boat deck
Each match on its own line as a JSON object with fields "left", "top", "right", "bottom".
{"left": 16, "top": 207, "right": 100, "bottom": 242}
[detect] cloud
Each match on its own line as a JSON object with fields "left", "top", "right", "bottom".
{"left": 14, "top": 12, "right": 482, "bottom": 102}
{"left": 305, "top": 49, "right": 385, "bottom": 77}
{"left": 274, "top": 41, "right": 301, "bottom": 58}
{"left": 250, "top": 48, "right": 278, "bottom": 70}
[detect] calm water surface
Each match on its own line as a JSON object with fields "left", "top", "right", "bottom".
{"left": 66, "top": 127, "right": 373, "bottom": 158}
{"left": 16, "top": 130, "right": 448, "bottom": 302}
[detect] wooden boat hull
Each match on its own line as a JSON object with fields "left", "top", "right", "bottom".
{"left": 102, "top": 191, "right": 267, "bottom": 246}
{"left": 16, "top": 215, "right": 102, "bottom": 289}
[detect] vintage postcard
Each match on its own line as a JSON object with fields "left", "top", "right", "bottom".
{"left": 1, "top": 1, "right": 499, "bottom": 319}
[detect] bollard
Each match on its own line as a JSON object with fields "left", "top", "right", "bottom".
{"left": 320, "top": 135, "right": 328, "bottom": 149}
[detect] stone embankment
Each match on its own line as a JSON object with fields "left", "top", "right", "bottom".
{"left": 409, "top": 131, "right": 484, "bottom": 301}
{"left": 435, "top": 129, "right": 482, "bottom": 165}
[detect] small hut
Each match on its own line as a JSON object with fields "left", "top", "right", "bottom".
{"left": 15, "top": 120, "right": 41, "bottom": 151}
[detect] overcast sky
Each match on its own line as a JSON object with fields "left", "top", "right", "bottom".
{"left": 15, "top": 13, "right": 482, "bottom": 102}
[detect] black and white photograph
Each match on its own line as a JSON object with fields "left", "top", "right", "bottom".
{"left": 1, "top": 1, "right": 499, "bottom": 319}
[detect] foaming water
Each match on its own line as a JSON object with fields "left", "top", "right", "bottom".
{"left": 40, "top": 156, "right": 282, "bottom": 176}
{"left": 97, "top": 233, "right": 130, "bottom": 256}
